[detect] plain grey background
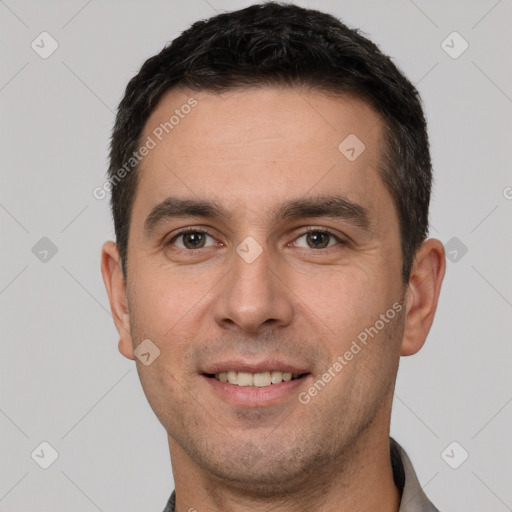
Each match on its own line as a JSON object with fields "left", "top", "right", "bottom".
{"left": 1, "top": 0, "right": 511, "bottom": 510}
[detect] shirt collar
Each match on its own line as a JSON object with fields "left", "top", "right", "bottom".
{"left": 391, "top": 438, "right": 440, "bottom": 512}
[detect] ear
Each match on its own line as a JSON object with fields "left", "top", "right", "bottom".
{"left": 100, "top": 241, "right": 134, "bottom": 360}
{"left": 401, "top": 238, "right": 446, "bottom": 356}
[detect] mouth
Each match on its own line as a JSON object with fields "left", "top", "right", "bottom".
{"left": 201, "top": 360, "right": 312, "bottom": 407}
{"left": 204, "top": 371, "right": 308, "bottom": 387}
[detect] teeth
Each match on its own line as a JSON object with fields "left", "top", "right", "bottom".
{"left": 270, "top": 371, "right": 283, "bottom": 384}
{"left": 253, "top": 372, "right": 271, "bottom": 387}
{"left": 237, "top": 371, "right": 254, "bottom": 386}
{"left": 214, "top": 370, "right": 299, "bottom": 387}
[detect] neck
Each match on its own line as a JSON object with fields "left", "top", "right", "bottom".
{"left": 169, "top": 418, "right": 400, "bottom": 512}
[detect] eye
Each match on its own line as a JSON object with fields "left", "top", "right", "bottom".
{"left": 169, "top": 230, "right": 218, "bottom": 250}
{"left": 293, "top": 229, "right": 344, "bottom": 249}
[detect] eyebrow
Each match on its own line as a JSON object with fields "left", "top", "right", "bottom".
{"left": 143, "top": 194, "right": 373, "bottom": 237}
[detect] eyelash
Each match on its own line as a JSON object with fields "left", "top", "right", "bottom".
{"left": 167, "top": 226, "right": 348, "bottom": 251}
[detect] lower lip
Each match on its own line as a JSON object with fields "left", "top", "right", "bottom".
{"left": 203, "top": 374, "right": 310, "bottom": 407}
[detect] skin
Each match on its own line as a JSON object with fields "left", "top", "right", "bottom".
{"left": 101, "top": 86, "right": 445, "bottom": 512}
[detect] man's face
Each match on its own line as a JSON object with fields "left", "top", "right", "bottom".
{"left": 118, "top": 87, "right": 408, "bottom": 488}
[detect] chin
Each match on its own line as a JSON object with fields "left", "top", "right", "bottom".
{"left": 196, "top": 438, "right": 325, "bottom": 494}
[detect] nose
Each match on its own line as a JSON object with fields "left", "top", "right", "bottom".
{"left": 212, "top": 241, "right": 294, "bottom": 334}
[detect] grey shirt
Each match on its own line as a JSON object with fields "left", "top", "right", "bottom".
{"left": 162, "top": 438, "right": 439, "bottom": 511}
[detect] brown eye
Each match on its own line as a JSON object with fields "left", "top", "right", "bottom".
{"left": 294, "top": 230, "right": 340, "bottom": 249}
{"left": 306, "top": 232, "right": 330, "bottom": 248}
{"left": 170, "top": 231, "right": 216, "bottom": 249}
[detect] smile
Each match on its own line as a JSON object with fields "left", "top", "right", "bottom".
{"left": 209, "top": 371, "right": 304, "bottom": 387}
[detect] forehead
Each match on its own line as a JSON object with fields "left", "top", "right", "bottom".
{"left": 133, "top": 86, "right": 394, "bottom": 230}
{"left": 142, "top": 85, "right": 382, "bottom": 159}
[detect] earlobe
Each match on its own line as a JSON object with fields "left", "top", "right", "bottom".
{"left": 400, "top": 238, "right": 446, "bottom": 357}
{"left": 118, "top": 337, "right": 134, "bottom": 360}
{"left": 100, "top": 241, "right": 135, "bottom": 360}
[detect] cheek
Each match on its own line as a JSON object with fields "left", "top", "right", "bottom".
{"left": 127, "top": 268, "right": 211, "bottom": 385}
{"left": 323, "top": 303, "right": 403, "bottom": 409}
{"left": 294, "top": 265, "right": 389, "bottom": 342}
{"left": 129, "top": 263, "right": 206, "bottom": 333}
{"left": 127, "top": 277, "right": 198, "bottom": 419}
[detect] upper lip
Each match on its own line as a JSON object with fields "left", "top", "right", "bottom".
{"left": 202, "top": 359, "right": 310, "bottom": 375}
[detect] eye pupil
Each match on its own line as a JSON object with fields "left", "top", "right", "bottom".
{"left": 184, "top": 232, "right": 206, "bottom": 249}
{"left": 307, "top": 232, "right": 329, "bottom": 248}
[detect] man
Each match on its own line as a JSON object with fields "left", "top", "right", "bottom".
{"left": 101, "top": 2, "right": 445, "bottom": 511}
